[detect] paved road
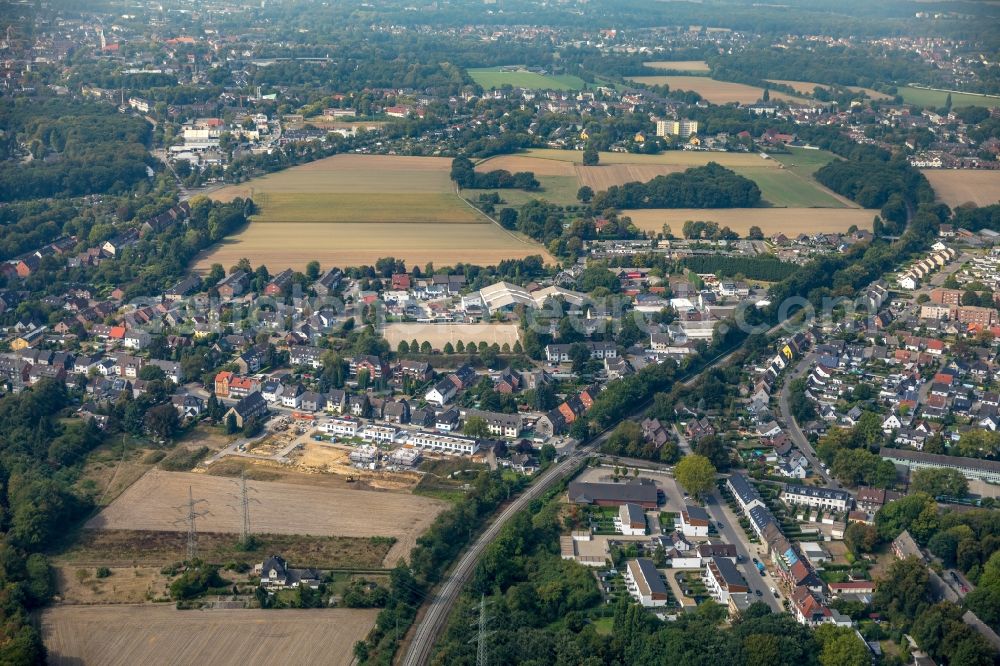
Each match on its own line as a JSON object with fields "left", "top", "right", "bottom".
{"left": 703, "top": 489, "right": 783, "bottom": 612}
{"left": 776, "top": 352, "right": 841, "bottom": 489}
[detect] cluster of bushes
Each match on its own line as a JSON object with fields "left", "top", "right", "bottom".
{"left": 450, "top": 157, "right": 538, "bottom": 190}
{"left": 874, "top": 556, "right": 996, "bottom": 666}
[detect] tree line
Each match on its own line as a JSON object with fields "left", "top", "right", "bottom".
{"left": 681, "top": 255, "right": 798, "bottom": 282}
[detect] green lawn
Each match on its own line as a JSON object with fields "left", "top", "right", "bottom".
{"left": 462, "top": 175, "right": 581, "bottom": 207}
{"left": 469, "top": 67, "right": 586, "bottom": 91}
{"left": 898, "top": 86, "right": 1000, "bottom": 109}
{"left": 770, "top": 147, "right": 839, "bottom": 177}
{"left": 734, "top": 166, "right": 847, "bottom": 208}
{"left": 592, "top": 617, "right": 614, "bottom": 636}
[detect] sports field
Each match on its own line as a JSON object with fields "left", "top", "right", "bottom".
{"left": 922, "top": 169, "right": 1000, "bottom": 207}
{"left": 766, "top": 79, "right": 891, "bottom": 100}
{"left": 199, "top": 154, "right": 553, "bottom": 270}
{"left": 42, "top": 606, "right": 376, "bottom": 666}
{"left": 624, "top": 208, "right": 874, "bottom": 237}
{"left": 643, "top": 60, "right": 710, "bottom": 72}
{"left": 382, "top": 322, "right": 521, "bottom": 349}
{"left": 625, "top": 76, "right": 805, "bottom": 104}
{"left": 468, "top": 67, "right": 586, "bottom": 90}
{"left": 899, "top": 86, "right": 1000, "bottom": 109}
{"left": 480, "top": 149, "right": 852, "bottom": 208}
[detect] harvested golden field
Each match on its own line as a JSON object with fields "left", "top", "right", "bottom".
{"left": 766, "top": 79, "right": 892, "bottom": 100}
{"left": 644, "top": 60, "right": 710, "bottom": 72}
{"left": 196, "top": 221, "right": 548, "bottom": 272}
{"left": 211, "top": 154, "right": 459, "bottom": 197}
{"left": 624, "top": 208, "right": 874, "bottom": 237}
{"left": 86, "top": 469, "right": 447, "bottom": 566}
{"left": 922, "top": 169, "right": 1000, "bottom": 207}
{"left": 576, "top": 164, "right": 686, "bottom": 190}
{"left": 475, "top": 155, "right": 576, "bottom": 176}
{"left": 42, "top": 605, "right": 377, "bottom": 666}
{"left": 522, "top": 148, "right": 780, "bottom": 169}
{"left": 625, "top": 76, "right": 805, "bottom": 104}
{"left": 199, "top": 154, "right": 553, "bottom": 270}
{"left": 382, "top": 322, "right": 522, "bottom": 349}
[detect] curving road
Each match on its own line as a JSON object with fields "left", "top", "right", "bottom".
{"left": 400, "top": 445, "right": 592, "bottom": 666}
{"left": 776, "top": 351, "right": 841, "bottom": 489}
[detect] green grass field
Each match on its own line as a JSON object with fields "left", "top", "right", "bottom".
{"left": 899, "top": 86, "right": 1000, "bottom": 109}
{"left": 770, "top": 147, "right": 839, "bottom": 176}
{"left": 468, "top": 67, "right": 586, "bottom": 91}
{"left": 253, "top": 192, "right": 482, "bottom": 224}
{"left": 462, "top": 175, "right": 580, "bottom": 207}
{"left": 734, "top": 167, "right": 847, "bottom": 208}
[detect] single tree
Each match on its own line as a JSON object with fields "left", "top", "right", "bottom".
{"left": 674, "top": 454, "right": 716, "bottom": 500}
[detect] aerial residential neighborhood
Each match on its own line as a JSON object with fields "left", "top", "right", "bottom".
{"left": 2, "top": 0, "right": 1000, "bottom": 665}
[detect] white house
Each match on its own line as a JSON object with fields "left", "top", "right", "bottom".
{"left": 319, "top": 417, "right": 358, "bottom": 438}
{"left": 425, "top": 378, "right": 457, "bottom": 406}
{"left": 678, "top": 505, "right": 710, "bottom": 537}
{"left": 898, "top": 274, "right": 918, "bottom": 290}
{"left": 624, "top": 558, "right": 669, "bottom": 607}
{"left": 703, "top": 556, "right": 749, "bottom": 605}
{"left": 882, "top": 413, "right": 902, "bottom": 432}
{"left": 408, "top": 431, "right": 478, "bottom": 455}
{"left": 780, "top": 485, "right": 851, "bottom": 513}
{"left": 360, "top": 425, "right": 398, "bottom": 444}
{"left": 616, "top": 503, "right": 647, "bottom": 536}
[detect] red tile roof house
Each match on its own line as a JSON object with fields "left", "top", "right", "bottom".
{"left": 215, "top": 370, "right": 233, "bottom": 398}
{"left": 16, "top": 256, "right": 39, "bottom": 278}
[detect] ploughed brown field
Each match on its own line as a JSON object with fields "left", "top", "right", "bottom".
{"left": 922, "top": 169, "right": 1000, "bottom": 207}
{"left": 575, "top": 164, "right": 686, "bottom": 190}
{"left": 197, "top": 154, "right": 553, "bottom": 271}
{"left": 42, "top": 605, "right": 377, "bottom": 666}
{"left": 623, "top": 208, "right": 875, "bottom": 237}
{"left": 86, "top": 469, "right": 447, "bottom": 567}
{"left": 766, "top": 79, "right": 892, "bottom": 100}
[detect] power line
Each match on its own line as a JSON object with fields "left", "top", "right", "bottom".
{"left": 174, "top": 485, "right": 209, "bottom": 561}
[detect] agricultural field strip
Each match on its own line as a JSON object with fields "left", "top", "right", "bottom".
{"left": 624, "top": 76, "right": 807, "bottom": 104}
{"left": 643, "top": 60, "right": 711, "bottom": 72}
{"left": 765, "top": 79, "right": 892, "bottom": 100}
{"left": 198, "top": 153, "right": 556, "bottom": 269}
{"left": 480, "top": 152, "right": 852, "bottom": 208}
{"left": 921, "top": 170, "right": 1000, "bottom": 208}
{"left": 87, "top": 469, "right": 447, "bottom": 544}
{"left": 42, "top": 605, "right": 376, "bottom": 666}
